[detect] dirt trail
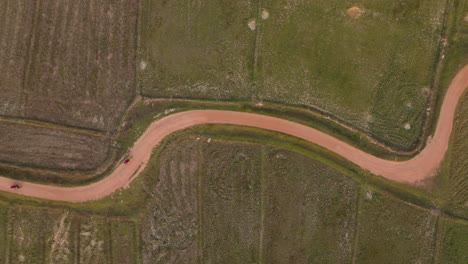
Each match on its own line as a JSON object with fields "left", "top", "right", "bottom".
{"left": 1, "top": 66, "right": 467, "bottom": 202}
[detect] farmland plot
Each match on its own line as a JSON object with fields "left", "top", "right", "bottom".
{"left": 8, "top": 207, "right": 74, "bottom": 264}
{"left": 262, "top": 148, "right": 358, "bottom": 263}
{"left": 0, "top": 0, "right": 138, "bottom": 132}
{"left": 141, "top": 138, "right": 201, "bottom": 263}
{"left": 140, "top": 0, "right": 257, "bottom": 100}
{"left": 23, "top": 0, "right": 138, "bottom": 131}
{"left": 201, "top": 142, "right": 262, "bottom": 263}
{"left": 437, "top": 218, "right": 468, "bottom": 263}
{"left": 78, "top": 216, "right": 110, "bottom": 264}
{"left": 110, "top": 220, "right": 138, "bottom": 264}
{"left": 0, "top": 122, "right": 110, "bottom": 170}
{"left": 355, "top": 190, "right": 437, "bottom": 264}
{"left": 0, "top": 203, "right": 7, "bottom": 263}
{"left": 442, "top": 93, "right": 468, "bottom": 210}
{"left": 256, "top": 0, "right": 447, "bottom": 149}
{"left": 0, "top": 0, "right": 34, "bottom": 116}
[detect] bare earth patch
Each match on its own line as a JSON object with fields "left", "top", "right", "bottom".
{"left": 261, "top": 9, "right": 270, "bottom": 20}
{"left": 248, "top": 19, "right": 256, "bottom": 31}
{"left": 347, "top": 6, "right": 364, "bottom": 19}
{"left": 421, "top": 87, "right": 432, "bottom": 98}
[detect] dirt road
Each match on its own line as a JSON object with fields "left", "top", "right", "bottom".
{"left": 1, "top": 66, "right": 467, "bottom": 202}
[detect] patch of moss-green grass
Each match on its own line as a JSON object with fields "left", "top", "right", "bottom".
{"left": 354, "top": 189, "right": 437, "bottom": 264}
{"left": 436, "top": 217, "right": 468, "bottom": 264}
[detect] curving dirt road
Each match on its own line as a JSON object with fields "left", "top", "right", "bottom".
{"left": 1, "top": 66, "right": 467, "bottom": 202}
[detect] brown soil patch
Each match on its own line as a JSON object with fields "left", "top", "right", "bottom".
{"left": 422, "top": 87, "right": 432, "bottom": 98}
{"left": 347, "top": 6, "right": 364, "bottom": 19}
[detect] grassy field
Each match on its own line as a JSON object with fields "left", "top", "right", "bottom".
{"left": 110, "top": 220, "right": 138, "bottom": 264}
{"left": 139, "top": 0, "right": 449, "bottom": 150}
{"left": 437, "top": 218, "right": 468, "bottom": 264}
{"left": 201, "top": 141, "right": 262, "bottom": 263}
{"left": 0, "top": 0, "right": 138, "bottom": 132}
{"left": 0, "top": 204, "right": 140, "bottom": 264}
{"left": 258, "top": 0, "right": 447, "bottom": 150}
{"left": 139, "top": 0, "right": 257, "bottom": 100}
{"left": 8, "top": 207, "right": 72, "bottom": 264}
{"left": 0, "top": 203, "right": 7, "bottom": 263}
{"left": 354, "top": 189, "right": 438, "bottom": 264}
{"left": 262, "top": 148, "right": 359, "bottom": 263}
{"left": 436, "top": 0, "right": 468, "bottom": 92}
{"left": 436, "top": 92, "right": 468, "bottom": 219}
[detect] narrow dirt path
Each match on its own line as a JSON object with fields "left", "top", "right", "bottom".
{"left": 1, "top": 66, "right": 467, "bottom": 203}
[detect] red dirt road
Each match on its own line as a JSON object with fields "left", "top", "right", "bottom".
{"left": 1, "top": 66, "right": 467, "bottom": 202}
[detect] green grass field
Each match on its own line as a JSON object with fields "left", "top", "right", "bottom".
{"left": 262, "top": 148, "right": 359, "bottom": 263}
{"left": 139, "top": 0, "right": 257, "bottom": 100}
{"left": 110, "top": 220, "right": 139, "bottom": 264}
{"left": 354, "top": 190, "right": 437, "bottom": 264}
{"left": 258, "top": 0, "right": 447, "bottom": 150}
{"left": 437, "top": 218, "right": 468, "bottom": 264}
{"left": 436, "top": 92, "right": 468, "bottom": 219}
{"left": 139, "top": 0, "right": 449, "bottom": 150}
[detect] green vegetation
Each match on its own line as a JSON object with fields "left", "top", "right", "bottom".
{"left": 201, "top": 142, "right": 262, "bottom": 263}
{"left": 437, "top": 0, "right": 468, "bottom": 92}
{"left": 139, "top": 0, "right": 449, "bottom": 150}
{"left": 354, "top": 190, "right": 437, "bottom": 264}
{"left": 78, "top": 216, "right": 109, "bottom": 263}
{"left": 139, "top": 0, "right": 256, "bottom": 99}
{"left": 437, "top": 218, "right": 468, "bottom": 264}
{"left": 258, "top": 0, "right": 446, "bottom": 150}
{"left": 437, "top": 92, "right": 468, "bottom": 219}
{"left": 8, "top": 207, "right": 70, "bottom": 264}
{"left": 110, "top": 220, "right": 139, "bottom": 264}
{"left": 262, "top": 148, "right": 359, "bottom": 263}
{"left": 0, "top": 203, "right": 7, "bottom": 263}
